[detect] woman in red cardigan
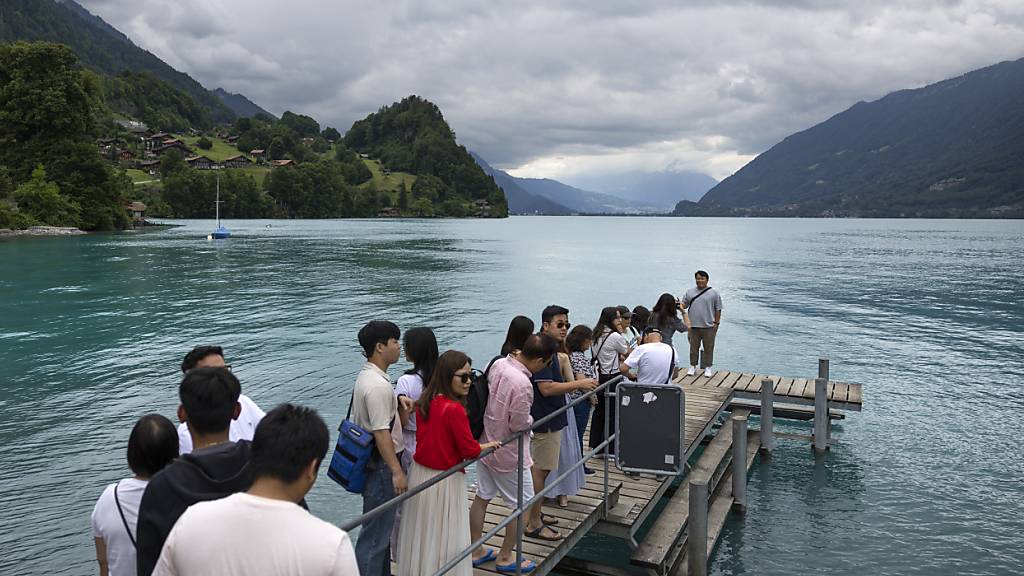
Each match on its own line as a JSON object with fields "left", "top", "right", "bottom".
{"left": 396, "top": 350, "right": 500, "bottom": 576}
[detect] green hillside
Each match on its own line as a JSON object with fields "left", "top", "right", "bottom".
{"left": 344, "top": 95, "right": 508, "bottom": 217}
{"left": 0, "top": 0, "right": 237, "bottom": 127}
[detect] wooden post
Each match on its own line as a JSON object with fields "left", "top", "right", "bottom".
{"left": 813, "top": 377, "right": 828, "bottom": 452}
{"left": 759, "top": 378, "right": 773, "bottom": 453}
{"left": 732, "top": 415, "right": 748, "bottom": 512}
{"left": 818, "top": 357, "right": 829, "bottom": 380}
{"left": 688, "top": 480, "right": 708, "bottom": 576}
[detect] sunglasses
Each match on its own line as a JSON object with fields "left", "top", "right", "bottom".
{"left": 556, "top": 322, "right": 571, "bottom": 329}
{"left": 454, "top": 372, "right": 473, "bottom": 384}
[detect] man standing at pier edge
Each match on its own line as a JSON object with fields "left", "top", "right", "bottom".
{"left": 682, "top": 270, "right": 723, "bottom": 377}
{"left": 351, "top": 320, "right": 411, "bottom": 576}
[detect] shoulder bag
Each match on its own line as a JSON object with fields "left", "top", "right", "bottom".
{"left": 327, "top": 388, "right": 378, "bottom": 494}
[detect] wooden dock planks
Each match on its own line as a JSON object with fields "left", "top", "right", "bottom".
{"left": 674, "top": 369, "right": 862, "bottom": 411}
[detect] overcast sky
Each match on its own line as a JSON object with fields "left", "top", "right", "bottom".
{"left": 80, "top": 0, "right": 1024, "bottom": 181}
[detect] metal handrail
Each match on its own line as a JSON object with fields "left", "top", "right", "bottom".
{"left": 337, "top": 371, "right": 625, "bottom": 576}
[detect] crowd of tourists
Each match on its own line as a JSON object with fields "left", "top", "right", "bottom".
{"left": 90, "top": 271, "right": 723, "bottom": 576}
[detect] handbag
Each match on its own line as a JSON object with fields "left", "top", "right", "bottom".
{"left": 327, "top": 389, "right": 378, "bottom": 494}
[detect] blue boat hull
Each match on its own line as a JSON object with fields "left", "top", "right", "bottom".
{"left": 211, "top": 227, "right": 230, "bottom": 239}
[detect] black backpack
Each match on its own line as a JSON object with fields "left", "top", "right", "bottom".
{"left": 467, "top": 355, "right": 501, "bottom": 440}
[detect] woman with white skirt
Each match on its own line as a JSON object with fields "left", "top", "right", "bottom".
{"left": 397, "top": 350, "right": 500, "bottom": 576}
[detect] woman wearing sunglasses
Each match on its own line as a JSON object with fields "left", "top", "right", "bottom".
{"left": 396, "top": 350, "right": 500, "bottom": 576}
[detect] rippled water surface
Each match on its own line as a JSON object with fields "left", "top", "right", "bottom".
{"left": 1, "top": 217, "right": 1022, "bottom": 575}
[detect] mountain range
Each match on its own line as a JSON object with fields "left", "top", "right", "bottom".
{"left": 563, "top": 170, "right": 717, "bottom": 209}
{"left": 676, "top": 56, "right": 1024, "bottom": 218}
{"left": 213, "top": 88, "right": 276, "bottom": 120}
{"left": 472, "top": 153, "right": 680, "bottom": 214}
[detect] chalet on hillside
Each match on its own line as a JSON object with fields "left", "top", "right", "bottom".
{"left": 146, "top": 133, "right": 170, "bottom": 150}
{"left": 222, "top": 154, "right": 252, "bottom": 168}
{"left": 226, "top": 135, "right": 239, "bottom": 144}
{"left": 301, "top": 137, "right": 315, "bottom": 146}
{"left": 153, "top": 141, "right": 193, "bottom": 156}
{"left": 137, "top": 159, "right": 160, "bottom": 174}
{"left": 186, "top": 155, "right": 215, "bottom": 170}
{"left": 250, "top": 149, "right": 266, "bottom": 162}
{"left": 379, "top": 206, "right": 400, "bottom": 217}
{"left": 118, "top": 150, "right": 135, "bottom": 163}
{"left": 271, "top": 159, "right": 294, "bottom": 167}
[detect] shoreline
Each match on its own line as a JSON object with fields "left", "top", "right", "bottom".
{"left": 0, "top": 226, "right": 86, "bottom": 237}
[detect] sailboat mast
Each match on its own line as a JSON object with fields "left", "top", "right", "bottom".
{"left": 216, "top": 176, "right": 221, "bottom": 227}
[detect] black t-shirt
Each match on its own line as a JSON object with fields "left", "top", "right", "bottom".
{"left": 135, "top": 441, "right": 253, "bottom": 576}
{"left": 531, "top": 352, "right": 568, "bottom": 432}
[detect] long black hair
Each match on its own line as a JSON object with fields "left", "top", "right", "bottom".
{"left": 403, "top": 327, "right": 439, "bottom": 382}
{"left": 592, "top": 306, "right": 621, "bottom": 343}
{"left": 500, "top": 315, "right": 535, "bottom": 356}
{"left": 651, "top": 293, "right": 679, "bottom": 327}
{"left": 632, "top": 305, "right": 651, "bottom": 332}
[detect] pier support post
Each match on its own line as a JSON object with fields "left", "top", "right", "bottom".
{"left": 688, "top": 480, "right": 708, "bottom": 576}
{"left": 813, "top": 377, "right": 828, "bottom": 452}
{"left": 819, "top": 357, "right": 831, "bottom": 438}
{"left": 759, "top": 378, "right": 773, "bottom": 453}
{"left": 732, "top": 415, "right": 748, "bottom": 512}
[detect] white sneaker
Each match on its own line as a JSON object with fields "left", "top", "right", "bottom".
{"left": 704, "top": 367, "right": 713, "bottom": 377}
{"left": 686, "top": 366, "right": 696, "bottom": 376}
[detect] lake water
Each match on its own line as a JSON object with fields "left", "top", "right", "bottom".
{"left": 1, "top": 217, "right": 1022, "bottom": 575}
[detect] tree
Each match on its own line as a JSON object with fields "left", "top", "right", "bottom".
{"left": 268, "top": 137, "right": 287, "bottom": 160}
{"left": 160, "top": 148, "right": 187, "bottom": 178}
{"left": 197, "top": 136, "right": 213, "bottom": 150}
{"left": 322, "top": 126, "right": 341, "bottom": 142}
{"left": 397, "top": 182, "right": 409, "bottom": 212}
{"left": 280, "top": 111, "right": 320, "bottom": 137}
{"left": 12, "top": 165, "right": 80, "bottom": 226}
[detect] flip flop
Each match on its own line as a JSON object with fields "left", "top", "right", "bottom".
{"left": 496, "top": 559, "right": 537, "bottom": 573}
{"left": 472, "top": 548, "right": 496, "bottom": 567}
{"left": 525, "top": 525, "right": 563, "bottom": 541}
{"left": 541, "top": 514, "right": 560, "bottom": 526}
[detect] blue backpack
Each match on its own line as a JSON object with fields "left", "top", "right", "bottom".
{"left": 327, "top": 389, "right": 377, "bottom": 493}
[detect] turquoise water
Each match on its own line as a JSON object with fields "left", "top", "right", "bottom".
{"left": 1, "top": 217, "right": 1022, "bottom": 575}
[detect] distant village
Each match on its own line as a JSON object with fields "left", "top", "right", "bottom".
{"left": 101, "top": 119, "right": 297, "bottom": 173}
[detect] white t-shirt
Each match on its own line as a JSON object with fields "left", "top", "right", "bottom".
{"left": 623, "top": 342, "right": 676, "bottom": 384}
{"left": 394, "top": 371, "right": 425, "bottom": 456}
{"left": 178, "top": 393, "right": 265, "bottom": 455}
{"left": 153, "top": 492, "right": 358, "bottom": 576}
{"left": 91, "top": 478, "right": 148, "bottom": 576}
{"left": 592, "top": 330, "right": 628, "bottom": 376}
{"left": 353, "top": 362, "right": 404, "bottom": 455}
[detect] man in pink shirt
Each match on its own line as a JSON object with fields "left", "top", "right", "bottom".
{"left": 469, "top": 334, "right": 557, "bottom": 574}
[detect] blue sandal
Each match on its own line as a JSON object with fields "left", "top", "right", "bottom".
{"left": 472, "top": 548, "right": 496, "bottom": 567}
{"left": 496, "top": 559, "right": 537, "bottom": 573}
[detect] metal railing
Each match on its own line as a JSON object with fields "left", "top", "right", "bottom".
{"left": 338, "top": 374, "right": 625, "bottom": 576}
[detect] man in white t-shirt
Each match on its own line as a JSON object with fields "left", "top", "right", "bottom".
{"left": 176, "top": 345, "right": 265, "bottom": 454}
{"left": 92, "top": 414, "right": 179, "bottom": 576}
{"left": 154, "top": 404, "right": 358, "bottom": 576}
{"left": 620, "top": 329, "right": 676, "bottom": 384}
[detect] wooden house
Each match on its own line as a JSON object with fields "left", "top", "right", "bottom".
{"left": 126, "top": 201, "right": 146, "bottom": 226}
{"left": 186, "top": 155, "right": 215, "bottom": 170}
{"left": 222, "top": 154, "right": 252, "bottom": 169}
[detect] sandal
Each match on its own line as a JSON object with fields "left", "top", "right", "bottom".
{"left": 496, "top": 559, "right": 537, "bottom": 573}
{"left": 472, "top": 548, "right": 496, "bottom": 567}
{"left": 525, "top": 524, "right": 563, "bottom": 541}
{"left": 541, "top": 514, "right": 560, "bottom": 526}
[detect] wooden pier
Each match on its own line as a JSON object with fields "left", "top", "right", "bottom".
{"left": 446, "top": 362, "right": 861, "bottom": 576}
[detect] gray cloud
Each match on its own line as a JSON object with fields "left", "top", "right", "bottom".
{"left": 79, "top": 0, "right": 1024, "bottom": 179}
